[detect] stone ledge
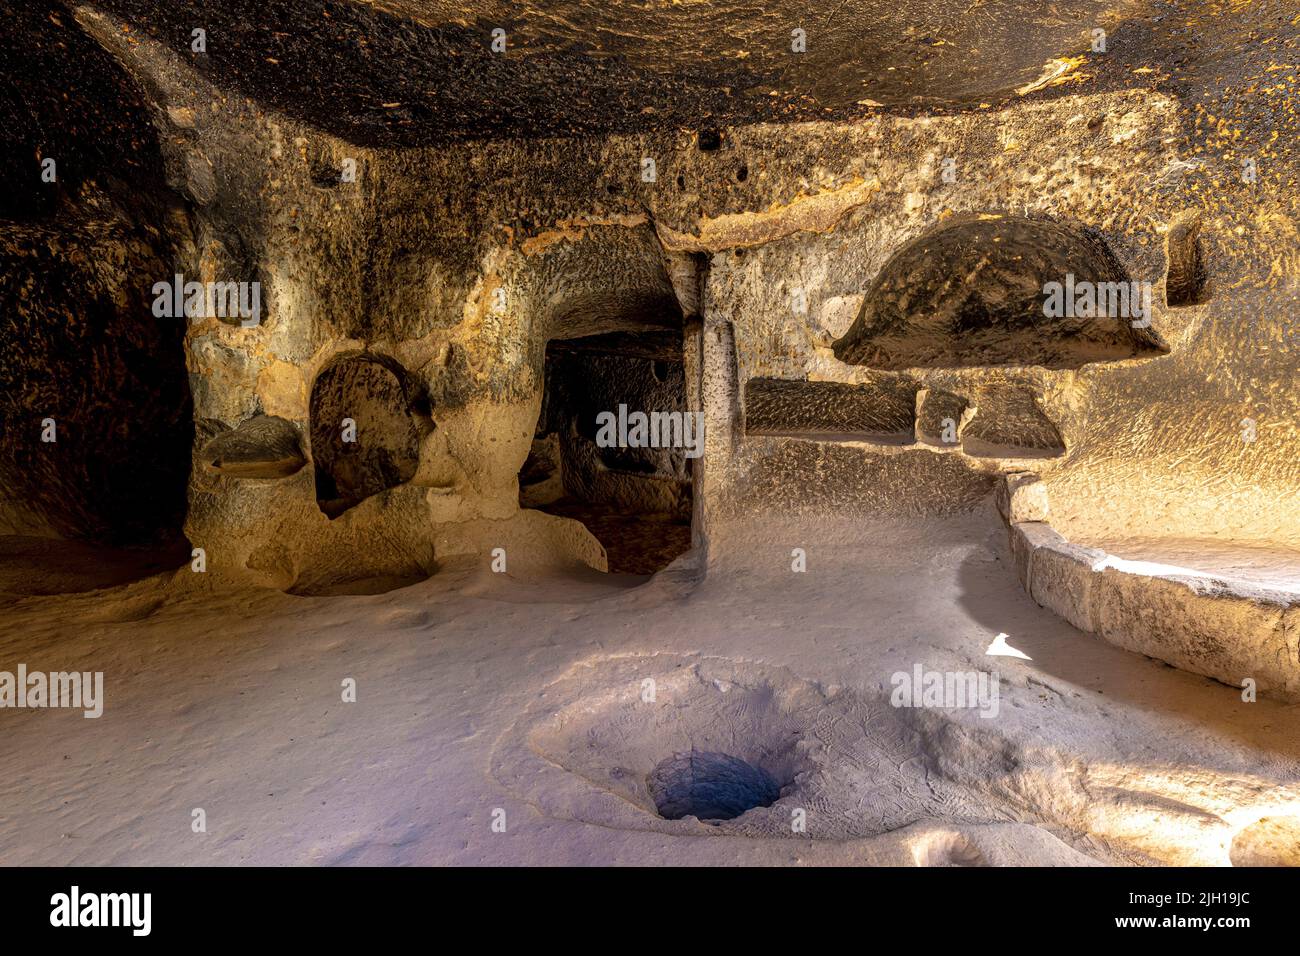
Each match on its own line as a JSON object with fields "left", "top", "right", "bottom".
{"left": 1002, "top": 478, "right": 1300, "bottom": 700}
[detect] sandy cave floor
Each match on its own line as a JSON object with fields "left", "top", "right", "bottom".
{"left": 1, "top": 504, "right": 1299, "bottom": 867}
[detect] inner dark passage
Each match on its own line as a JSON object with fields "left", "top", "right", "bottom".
{"left": 520, "top": 331, "right": 692, "bottom": 575}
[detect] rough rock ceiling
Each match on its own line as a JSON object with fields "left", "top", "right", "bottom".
{"left": 76, "top": 0, "right": 1154, "bottom": 145}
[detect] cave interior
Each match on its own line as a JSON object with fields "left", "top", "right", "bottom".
{"left": 1, "top": 0, "right": 1298, "bottom": 869}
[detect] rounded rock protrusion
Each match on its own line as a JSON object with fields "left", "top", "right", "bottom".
{"left": 832, "top": 213, "right": 1168, "bottom": 370}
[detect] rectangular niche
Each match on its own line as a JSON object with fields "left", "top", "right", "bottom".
{"left": 744, "top": 377, "right": 917, "bottom": 444}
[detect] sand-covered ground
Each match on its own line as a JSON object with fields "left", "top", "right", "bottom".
{"left": 2, "top": 505, "right": 1298, "bottom": 866}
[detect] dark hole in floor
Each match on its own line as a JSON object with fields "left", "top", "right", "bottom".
{"left": 647, "top": 751, "right": 780, "bottom": 821}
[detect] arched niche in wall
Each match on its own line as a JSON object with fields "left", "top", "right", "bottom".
{"left": 309, "top": 353, "right": 430, "bottom": 517}
{"left": 832, "top": 213, "right": 1168, "bottom": 370}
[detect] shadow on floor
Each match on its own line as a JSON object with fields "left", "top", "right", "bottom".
{"left": 0, "top": 534, "right": 189, "bottom": 599}
{"left": 954, "top": 526, "right": 1300, "bottom": 760}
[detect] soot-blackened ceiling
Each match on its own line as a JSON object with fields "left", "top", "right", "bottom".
{"left": 47, "top": 0, "right": 1157, "bottom": 146}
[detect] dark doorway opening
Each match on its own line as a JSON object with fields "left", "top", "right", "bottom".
{"left": 520, "top": 331, "right": 693, "bottom": 575}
